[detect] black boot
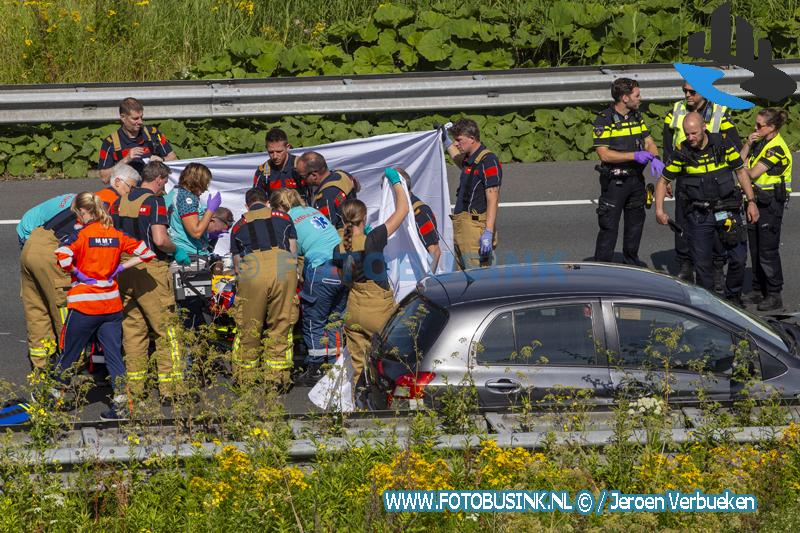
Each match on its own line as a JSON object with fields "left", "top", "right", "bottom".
{"left": 743, "top": 291, "right": 764, "bottom": 305}
{"left": 726, "top": 294, "right": 744, "bottom": 308}
{"left": 294, "top": 363, "right": 324, "bottom": 387}
{"left": 677, "top": 260, "right": 694, "bottom": 282}
{"left": 712, "top": 262, "right": 725, "bottom": 294}
{"left": 757, "top": 293, "right": 783, "bottom": 312}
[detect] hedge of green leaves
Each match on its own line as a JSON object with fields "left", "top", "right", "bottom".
{"left": 2, "top": 0, "right": 800, "bottom": 178}
{"left": 4, "top": 102, "right": 799, "bottom": 178}
{"left": 184, "top": 1, "right": 800, "bottom": 78}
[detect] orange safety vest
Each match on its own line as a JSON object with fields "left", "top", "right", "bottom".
{"left": 55, "top": 221, "right": 155, "bottom": 315}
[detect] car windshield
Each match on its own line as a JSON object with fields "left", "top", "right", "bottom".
{"left": 379, "top": 293, "right": 448, "bottom": 366}
{"left": 681, "top": 283, "right": 788, "bottom": 350}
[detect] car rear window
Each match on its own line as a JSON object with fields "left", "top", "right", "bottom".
{"left": 379, "top": 294, "right": 448, "bottom": 366}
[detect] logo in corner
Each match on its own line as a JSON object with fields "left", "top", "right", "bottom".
{"left": 673, "top": 2, "right": 796, "bottom": 110}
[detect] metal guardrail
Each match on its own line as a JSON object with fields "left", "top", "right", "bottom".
{"left": 8, "top": 405, "right": 799, "bottom": 467}
{"left": 18, "top": 425, "right": 792, "bottom": 467}
{"left": 2, "top": 62, "right": 800, "bottom": 125}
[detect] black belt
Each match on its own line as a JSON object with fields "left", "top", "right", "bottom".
{"left": 689, "top": 200, "right": 740, "bottom": 212}
{"left": 453, "top": 212, "right": 485, "bottom": 221}
{"left": 599, "top": 165, "right": 642, "bottom": 178}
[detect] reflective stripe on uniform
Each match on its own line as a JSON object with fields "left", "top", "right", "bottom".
{"left": 264, "top": 330, "right": 293, "bottom": 369}
{"left": 593, "top": 125, "right": 647, "bottom": 140}
{"left": 66, "top": 290, "right": 121, "bottom": 303}
{"left": 166, "top": 326, "right": 181, "bottom": 378}
{"left": 157, "top": 371, "right": 184, "bottom": 383}
{"left": 127, "top": 370, "right": 147, "bottom": 381}
{"left": 670, "top": 101, "right": 728, "bottom": 148}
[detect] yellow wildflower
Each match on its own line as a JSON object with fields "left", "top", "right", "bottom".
{"left": 24, "top": 39, "right": 33, "bottom": 47}
{"left": 135, "top": 0, "right": 150, "bottom": 5}
{"left": 46, "top": 24, "right": 57, "bottom": 33}
{"left": 107, "top": 9, "right": 117, "bottom": 17}
{"left": 71, "top": 11, "right": 80, "bottom": 23}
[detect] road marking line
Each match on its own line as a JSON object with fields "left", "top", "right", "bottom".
{"left": 2, "top": 193, "right": 797, "bottom": 223}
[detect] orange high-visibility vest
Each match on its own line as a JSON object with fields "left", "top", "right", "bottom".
{"left": 55, "top": 221, "right": 155, "bottom": 315}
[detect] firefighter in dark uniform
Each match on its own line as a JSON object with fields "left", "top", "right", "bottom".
{"left": 397, "top": 168, "right": 442, "bottom": 273}
{"left": 663, "top": 81, "right": 741, "bottom": 286}
{"left": 739, "top": 108, "right": 792, "bottom": 311}
{"left": 230, "top": 188, "right": 299, "bottom": 384}
{"left": 112, "top": 161, "right": 183, "bottom": 400}
{"left": 444, "top": 118, "right": 502, "bottom": 269}
{"left": 333, "top": 168, "right": 409, "bottom": 398}
{"left": 296, "top": 151, "right": 359, "bottom": 229}
{"left": 655, "top": 112, "right": 759, "bottom": 305}
{"left": 97, "top": 97, "right": 177, "bottom": 184}
{"left": 592, "top": 78, "right": 663, "bottom": 265}
{"left": 252, "top": 127, "right": 309, "bottom": 204}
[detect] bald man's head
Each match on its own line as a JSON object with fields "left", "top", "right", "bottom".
{"left": 682, "top": 111, "right": 707, "bottom": 149}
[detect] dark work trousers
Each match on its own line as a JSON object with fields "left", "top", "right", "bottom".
{"left": 674, "top": 191, "right": 727, "bottom": 267}
{"left": 686, "top": 208, "right": 747, "bottom": 297}
{"left": 55, "top": 309, "right": 125, "bottom": 391}
{"left": 748, "top": 195, "right": 786, "bottom": 295}
{"left": 594, "top": 175, "right": 646, "bottom": 265}
{"left": 301, "top": 260, "right": 349, "bottom": 365}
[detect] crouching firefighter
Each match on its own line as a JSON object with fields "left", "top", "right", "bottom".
{"left": 655, "top": 112, "right": 759, "bottom": 306}
{"left": 230, "top": 187, "right": 299, "bottom": 385}
{"left": 112, "top": 161, "right": 183, "bottom": 401}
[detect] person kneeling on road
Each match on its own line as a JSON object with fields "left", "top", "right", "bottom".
{"left": 51, "top": 192, "right": 156, "bottom": 421}
{"left": 270, "top": 188, "right": 348, "bottom": 387}
{"left": 334, "top": 168, "right": 409, "bottom": 403}
{"left": 230, "top": 188, "right": 299, "bottom": 386}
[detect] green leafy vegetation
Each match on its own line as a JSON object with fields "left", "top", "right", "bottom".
{"left": 3, "top": 103, "right": 800, "bottom": 178}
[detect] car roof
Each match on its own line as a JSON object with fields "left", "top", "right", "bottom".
{"left": 418, "top": 262, "right": 689, "bottom": 308}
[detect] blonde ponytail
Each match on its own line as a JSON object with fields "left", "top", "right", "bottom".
{"left": 72, "top": 191, "right": 113, "bottom": 228}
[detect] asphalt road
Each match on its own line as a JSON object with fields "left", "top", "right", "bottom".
{"left": 3, "top": 160, "right": 800, "bottom": 416}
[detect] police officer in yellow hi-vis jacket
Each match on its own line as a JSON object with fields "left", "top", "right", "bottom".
{"left": 230, "top": 187, "right": 299, "bottom": 385}
{"left": 655, "top": 112, "right": 759, "bottom": 306}
{"left": 740, "top": 108, "right": 793, "bottom": 311}
{"left": 663, "top": 81, "right": 742, "bottom": 286}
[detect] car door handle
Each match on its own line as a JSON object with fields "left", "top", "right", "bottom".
{"left": 486, "top": 378, "right": 522, "bottom": 393}
{"left": 620, "top": 381, "right": 652, "bottom": 395}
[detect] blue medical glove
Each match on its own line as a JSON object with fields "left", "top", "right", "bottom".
{"left": 384, "top": 168, "right": 402, "bottom": 185}
{"left": 73, "top": 269, "right": 97, "bottom": 285}
{"left": 206, "top": 192, "right": 222, "bottom": 213}
{"left": 479, "top": 229, "right": 493, "bottom": 255}
{"left": 174, "top": 248, "right": 191, "bottom": 266}
{"left": 108, "top": 264, "right": 125, "bottom": 281}
{"left": 650, "top": 157, "right": 666, "bottom": 178}
{"left": 633, "top": 151, "right": 654, "bottom": 165}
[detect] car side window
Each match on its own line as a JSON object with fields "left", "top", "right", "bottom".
{"left": 477, "top": 311, "right": 516, "bottom": 365}
{"left": 613, "top": 305, "right": 735, "bottom": 374}
{"left": 478, "top": 304, "right": 597, "bottom": 366}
